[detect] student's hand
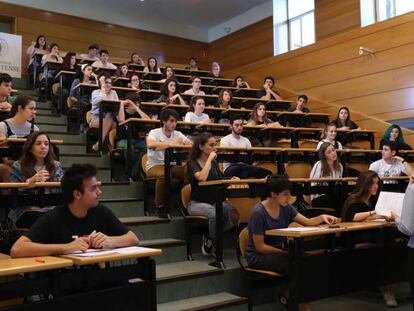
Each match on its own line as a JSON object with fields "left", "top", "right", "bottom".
{"left": 390, "top": 212, "right": 400, "bottom": 222}
{"left": 321, "top": 214, "right": 337, "bottom": 225}
{"left": 28, "top": 170, "right": 50, "bottom": 183}
{"left": 62, "top": 237, "right": 89, "bottom": 254}
{"left": 393, "top": 155, "right": 405, "bottom": 163}
{"left": 0, "top": 102, "right": 11, "bottom": 110}
{"left": 89, "top": 232, "right": 113, "bottom": 249}
{"left": 230, "top": 176, "right": 240, "bottom": 180}
{"left": 409, "top": 174, "right": 414, "bottom": 184}
{"left": 263, "top": 84, "right": 269, "bottom": 90}
{"left": 173, "top": 136, "right": 184, "bottom": 145}
{"left": 208, "top": 151, "right": 217, "bottom": 161}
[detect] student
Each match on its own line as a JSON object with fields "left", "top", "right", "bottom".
{"left": 26, "top": 35, "right": 48, "bottom": 75}
{"left": 184, "top": 96, "right": 210, "bottom": 123}
{"left": 217, "top": 89, "right": 233, "bottom": 124}
{"left": 317, "top": 123, "right": 343, "bottom": 150}
{"left": 143, "top": 57, "right": 161, "bottom": 74}
{"left": 310, "top": 142, "right": 343, "bottom": 208}
{"left": 129, "top": 74, "right": 141, "bottom": 90}
{"left": 91, "top": 49, "right": 117, "bottom": 70}
{"left": 115, "top": 63, "right": 130, "bottom": 78}
{"left": 90, "top": 76, "right": 119, "bottom": 151}
{"left": 288, "top": 95, "right": 309, "bottom": 113}
{"left": 69, "top": 64, "right": 98, "bottom": 110}
{"left": 160, "top": 66, "right": 178, "bottom": 83}
{"left": 0, "top": 73, "right": 13, "bottom": 111}
{"left": 341, "top": 170, "right": 382, "bottom": 222}
{"left": 40, "top": 43, "right": 63, "bottom": 67}
{"left": 233, "top": 76, "right": 251, "bottom": 89}
{"left": 183, "top": 77, "right": 205, "bottom": 95}
{"left": 156, "top": 79, "right": 186, "bottom": 106}
{"left": 220, "top": 114, "right": 272, "bottom": 179}
{"left": 10, "top": 163, "right": 139, "bottom": 258}
{"left": 61, "top": 52, "right": 77, "bottom": 72}
{"left": 9, "top": 132, "right": 64, "bottom": 228}
{"left": 247, "top": 174, "right": 337, "bottom": 311}
{"left": 187, "top": 132, "right": 240, "bottom": 255}
{"left": 394, "top": 175, "right": 414, "bottom": 309}
{"left": 247, "top": 102, "right": 282, "bottom": 147}
{"left": 146, "top": 109, "right": 192, "bottom": 216}
{"left": 257, "top": 76, "right": 282, "bottom": 101}
{"left": 129, "top": 52, "right": 145, "bottom": 66}
{"left": 79, "top": 44, "right": 99, "bottom": 61}
{"left": 208, "top": 62, "right": 222, "bottom": 78}
{"left": 332, "top": 106, "right": 359, "bottom": 130}
{"left": 186, "top": 57, "right": 199, "bottom": 71}
{"left": 369, "top": 140, "right": 414, "bottom": 184}
{"left": 380, "top": 124, "right": 412, "bottom": 150}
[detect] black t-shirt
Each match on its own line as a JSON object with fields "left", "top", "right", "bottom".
{"left": 188, "top": 160, "right": 222, "bottom": 204}
{"left": 332, "top": 119, "right": 359, "bottom": 130}
{"left": 24, "top": 204, "right": 129, "bottom": 244}
{"left": 343, "top": 201, "right": 372, "bottom": 222}
{"left": 256, "top": 88, "right": 280, "bottom": 99}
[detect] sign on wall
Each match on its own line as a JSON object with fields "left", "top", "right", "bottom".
{"left": 0, "top": 32, "right": 22, "bottom": 78}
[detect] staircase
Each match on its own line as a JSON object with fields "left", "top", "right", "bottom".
{"left": 27, "top": 89, "right": 253, "bottom": 311}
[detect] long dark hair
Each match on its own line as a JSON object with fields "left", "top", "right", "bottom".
{"left": 19, "top": 131, "right": 57, "bottom": 178}
{"left": 62, "top": 52, "right": 77, "bottom": 71}
{"left": 250, "top": 102, "right": 270, "bottom": 124}
{"left": 318, "top": 142, "right": 341, "bottom": 177}
{"left": 34, "top": 35, "right": 47, "bottom": 50}
{"left": 147, "top": 56, "right": 158, "bottom": 72}
{"left": 341, "top": 170, "right": 380, "bottom": 220}
{"left": 217, "top": 89, "right": 232, "bottom": 108}
{"left": 162, "top": 66, "right": 175, "bottom": 80}
{"left": 11, "top": 95, "right": 35, "bottom": 117}
{"left": 189, "top": 96, "right": 205, "bottom": 112}
{"left": 161, "top": 79, "right": 179, "bottom": 96}
{"left": 334, "top": 106, "right": 354, "bottom": 128}
{"left": 188, "top": 132, "right": 215, "bottom": 162}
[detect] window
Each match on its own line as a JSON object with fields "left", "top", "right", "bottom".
{"left": 361, "top": 0, "right": 414, "bottom": 27}
{"left": 273, "top": 0, "right": 315, "bottom": 55}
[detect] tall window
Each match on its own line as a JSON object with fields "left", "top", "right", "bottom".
{"left": 273, "top": 0, "right": 315, "bottom": 55}
{"left": 361, "top": 0, "right": 414, "bottom": 27}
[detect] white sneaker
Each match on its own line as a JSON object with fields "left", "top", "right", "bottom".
{"left": 92, "top": 142, "right": 99, "bottom": 152}
{"left": 201, "top": 235, "right": 212, "bottom": 256}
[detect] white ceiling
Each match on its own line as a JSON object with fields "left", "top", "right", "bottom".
{"left": 2, "top": 0, "right": 272, "bottom": 42}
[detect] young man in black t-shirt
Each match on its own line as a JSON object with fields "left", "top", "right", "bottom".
{"left": 11, "top": 164, "right": 139, "bottom": 258}
{"left": 256, "top": 76, "right": 282, "bottom": 101}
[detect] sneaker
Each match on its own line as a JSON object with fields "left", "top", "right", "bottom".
{"left": 383, "top": 291, "right": 398, "bottom": 307}
{"left": 201, "top": 235, "right": 213, "bottom": 256}
{"left": 92, "top": 142, "right": 99, "bottom": 152}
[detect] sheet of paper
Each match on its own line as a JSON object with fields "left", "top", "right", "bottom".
{"left": 277, "top": 227, "right": 321, "bottom": 232}
{"left": 69, "top": 246, "right": 158, "bottom": 257}
{"left": 375, "top": 191, "right": 405, "bottom": 217}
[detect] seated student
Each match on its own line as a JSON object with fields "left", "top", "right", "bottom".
{"left": 61, "top": 52, "right": 77, "bottom": 72}
{"left": 128, "top": 52, "right": 145, "bottom": 66}
{"left": 216, "top": 89, "right": 233, "bottom": 124}
{"left": 115, "top": 63, "right": 130, "bottom": 78}
{"left": 332, "top": 106, "right": 359, "bottom": 130}
{"left": 146, "top": 109, "right": 192, "bottom": 217}
{"left": 129, "top": 74, "right": 141, "bottom": 90}
{"left": 183, "top": 77, "right": 205, "bottom": 95}
{"left": 247, "top": 174, "right": 337, "bottom": 311}
{"left": 90, "top": 75, "right": 120, "bottom": 151}
{"left": 69, "top": 64, "right": 98, "bottom": 111}
{"left": 116, "top": 93, "right": 149, "bottom": 180}
{"left": 220, "top": 114, "right": 272, "bottom": 179}
{"left": 380, "top": 124, "right": 412, "bottom": 150}
{"left": 316, "top": 123, "right": 343, "bottom": 150}
{"left": 40, "top": 43, "right": 63, "bottom": 67}
{"left": 9, "top": 131, "right": 64, "bottom": 228}
{"left": 91, "top": 49, "right": 117, "bottom": 70}
{"left": 208, "top": 62, "right": 222, "bottom": 78}
{"left": 160, "top": 66, "right": 178, "bottom": 83}
{"left": 186, "top": 57, "right": 199, "bottom": 71}
{"left": 26, "top": 35, "right": 48, "bottom": 80}
{"left": 288, "top": 94, "right": 309, "bottom": 113}
{"left": 310, "top": 142, "right": 343, "bottom": 208}
{"left": 0, "top": 73, "right": 13, "bottom": 111}
{"left": 257, "top": 76, "right": 282, "bottom": 101}
{"left": 247, "top": 102, "right": 282, "bottom": 147}
{"left": 143, "top": 57, "right": 161, "bottom": 74}
{"left": 369, "top": 140, "right": 414, "bottom": 184}
{"left": 233, "top": 75, "right": 251, "bottom": 89}
{"left": 10, "top": 163, "right": 139, "bottom": 258}
{"left": 156, "top": 79, "right": 186, "bottom": 106}
{"left": 79, "top": 44, "right": 99, "bottom": 61}
{"left": 184, "top": 96, "right": 210, "bottom": 123}
{"left": 187, "top": 132, "right": 240, "bottom": 255}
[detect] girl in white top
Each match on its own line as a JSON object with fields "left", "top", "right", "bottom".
{"left": 26, "top": 35, "right": 49, "bottom": 68}
{"left": 316, "top": 123, "right": 343, "bottom": 150}
{"left": 184, "top": 96, "right": 210, "bottom": 123}
{"left": 310, "top": 142, "right": 343, "bottom": 207}
{"left": 41, "top": 43, "right": 63, "bottom": 67}
{"left": 143, "top": 57, "right": 161, "bottom": 74}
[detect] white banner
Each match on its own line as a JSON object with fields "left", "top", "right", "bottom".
{"left": 0, "top": 32, "right": 22, "bottom": 78}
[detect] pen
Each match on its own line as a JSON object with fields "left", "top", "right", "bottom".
{"left": 71, "top": 235, "right": 78, "bottom": 240}
{"left": 35, "top": 258, "right": 45, "bottom": 263}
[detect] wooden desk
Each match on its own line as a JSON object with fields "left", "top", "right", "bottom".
{"left": 181, "top": 93, "right": 218, "bottom": 106}
{"left": 41, "top": 60, "right": 62, "bottom": 101}
{"left": 208, "top": 77, "right": 234, "bottom": 87}
{"left": 336, "top": 129, "right": 377, "bottom": 149}
{"left": 233, "top": 88, "right": 260, "bottom": 98}
{"left": 0, "top": 256, "right": 73, "bottom": 277}
{"left": 0, "top": 138, "right": 63, "bottom": 160}
{"left": 233, "top": 97, "right": 292, "bottom": 110}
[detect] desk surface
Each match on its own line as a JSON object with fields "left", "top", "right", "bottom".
{"left": 0, "top": 256, "right": 73, "bottom": 277}
{"left": 61, "top": 247, "right": 162, "bottom": 265}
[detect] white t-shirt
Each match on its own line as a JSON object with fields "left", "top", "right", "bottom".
{"left": 146, "top": 128, "right": 189, "bottom": 171}
{"left": 316, "top": 139, "right": 343, "bottom": 150}
{"left": 90, "top": 89, "right": 119, "bottom": 118}
{"left": 220, "top": 133, "right": 252, "bottom": 171}
{"left": 369, "top": 159, "right": 406, "bottom": 184}
{"left": 91, "top": 60, "right": 117, "bottom": 70}
{"left": 184, "top": 112, "right": 209, "bottom": 123}
{"left": 309, "top": 160, "right": 343, "bottom": 200}
{"left": 183, "top": 88, "right": 206, "bottom": 96}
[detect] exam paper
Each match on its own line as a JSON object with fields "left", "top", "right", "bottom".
{"left": 69, "top": 246, "right": 158, "bottom": 257}
{"left": 375, "top": 191, "right": 405, "bottom": 218}
{"left": 277, "top": 227, "right": 321, "bottom": 232}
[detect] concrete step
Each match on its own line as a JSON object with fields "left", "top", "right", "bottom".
{"left": 49, "top": 131, "right": 86, "bottom": 144}
{"left": 101, "top": 198, "right": 144, "bottom": 217}
{"left": 157, "top": 292, "right": 248, "bottom": 311}
{"left": 36, "top": 114, "right": 66, "bottom": 124}
{"left": 59, "top": 153, "right": 109, "bottom": 167}
{"left": 36, "top": 101, "right": 51, "bottom": 109}
{"left": 127, "top": 217, "right": 185, "bottom": 241}
{"left": 59, "top": 143, "right": 86, "bottom": 154}
{"left": 37, "top": 123, "right": 67, "bottom": 132}
{"left": 140, "top": 238, "right": 186, "bottom": 264}
{"left": 101, "top": 181, "right": 142, "bottom": 199}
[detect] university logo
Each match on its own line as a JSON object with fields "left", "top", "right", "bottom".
{"left": 0, "top": 36, "right": 9, "bottom": 57}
